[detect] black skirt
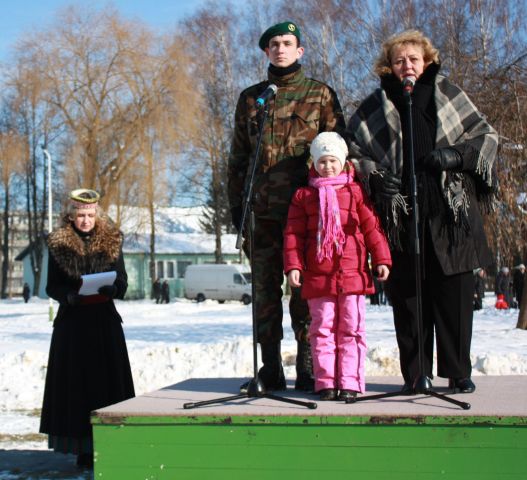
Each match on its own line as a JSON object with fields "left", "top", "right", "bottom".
{"left": 40, "top": 301, "right": 135, "bottom": 438}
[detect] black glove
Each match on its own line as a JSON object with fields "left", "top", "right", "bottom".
{"left": 98, "top": 284, "right": 118, "bottom": 298}
{"left": 230, "top": 206, "right": 243, "bottom": 231}
{"left": 423, "top": 147, "right": 462, "bottom": 172}
{"left": 369, "top": 171, "right": 402, "bottom": 200}
{"left": 67, "top": 291, "right": 82, "bottom": 306}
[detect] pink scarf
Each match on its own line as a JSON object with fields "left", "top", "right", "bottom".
{"left": 308, "top": 171, "right": 351, "bottom": 263}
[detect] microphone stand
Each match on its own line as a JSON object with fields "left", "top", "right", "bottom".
{"left": 184, "top": 96, "right": 316, "bottom": 410}
{"left": 346, "top": 80, "right": 470, "bottom": 410}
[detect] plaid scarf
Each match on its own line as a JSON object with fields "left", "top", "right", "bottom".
{"left": 347, "top": 71, "right": 498, "bottom": 248}
{"left": 308, "top": 171, "right": 351, "bottom": 262}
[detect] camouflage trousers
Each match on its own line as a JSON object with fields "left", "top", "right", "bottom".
{"left": 245, "top": 217, "right": 311, "bottom": 344}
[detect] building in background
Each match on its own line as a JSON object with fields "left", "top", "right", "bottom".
{"left": 1, "top": 212, "right": 58, "bottom": 298}
{"left": 16, "top": 206, "right": 246, "bottom": 300}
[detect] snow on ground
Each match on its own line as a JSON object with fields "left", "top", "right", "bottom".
{"left": 0, "top": 294, "right": 526, "bottom": 478}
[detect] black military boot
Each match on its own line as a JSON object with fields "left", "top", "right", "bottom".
{"left": 240, "top": 342, "right": 286, "bottom": 392}
{"left": 294, "top": 340, "right": 314, "bottom": 391}
{"left": 259, "top": 342, "right": 287, "bottom": 390}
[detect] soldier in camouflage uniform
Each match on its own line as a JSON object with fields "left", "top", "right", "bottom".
{"left": 228, "top": 21, "right": 345, "bottom": 392}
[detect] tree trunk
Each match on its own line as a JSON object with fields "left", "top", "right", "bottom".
{"left": 25, "top": 149, "right": 44, "bottom": 298}
{"left": 149, "top": 202, "right": 156, "bottom": 281}
{"left": 212, "top": 158, "right": 224, "bottom": 264}
{"left": 214, "top": 213, "right": 223, "bottom": 264}
{"left": 516, "top": 287, "right": 527, "bottom": 329}
{"left": 146, "top": 145, "right": 156, "bottom": 284}
{"left": 1, "top": 189, "right": 9, "bottom": 299}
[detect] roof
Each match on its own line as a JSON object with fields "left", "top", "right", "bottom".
{"left": 16, "top": 206, "right": 241, "bottom": 258}
{"left": 112, "top": 205, "right": 240, "bottom": 254}
{"left": 123, "top": 232, "right": 239, "bottom": 254}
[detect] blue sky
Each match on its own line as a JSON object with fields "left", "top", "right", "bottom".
{"left": 0, "top": 0, "right": 210, "bottom": 62}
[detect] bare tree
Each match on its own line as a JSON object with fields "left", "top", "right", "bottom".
{"left": 180, "top": 3, "right": 242, "bottom": 262}
{"left": 17, "top": 6, "right": 154, "bottom": 208}
{"left": 3, "top": 46, "right": 59, "bottom": 296}
{"left": 116, "top": 26, "right": 199, "bottom": 277}
{"left": 0, "top": 129, "right": 27, "bottom": 297}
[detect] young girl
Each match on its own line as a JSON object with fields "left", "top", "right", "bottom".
{"left": 283, "top": 132, "right": 391, "bottom": 401}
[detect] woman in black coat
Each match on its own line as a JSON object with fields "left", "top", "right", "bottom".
{"left": 346, "top": 30, "right": 498, "bottom": 395}
{"left": 39, "top": 189, "right": 135, "bottom": 469}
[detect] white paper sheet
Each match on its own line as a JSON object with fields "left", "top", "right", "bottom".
{"left": 78, "top": 271, "right": 117, "bottom": 295}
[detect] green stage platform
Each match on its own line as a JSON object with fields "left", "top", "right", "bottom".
{"left": 92, "top": 375, "right": 527, "bottom": 479}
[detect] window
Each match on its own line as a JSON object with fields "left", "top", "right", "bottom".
{"left": 157, "top": 261, "right": 164, "bottom": 279}
{"left": 177, "top": 261, "right": 192, "bottom": 278}
{"left": 150, "top": 260, "right": 189, "bottom": 279}
{"left": 166, "top": 261, "right": 175, "bottom": 279}
{"left": 234, "top": 273, "right": 243, "bottom": 284}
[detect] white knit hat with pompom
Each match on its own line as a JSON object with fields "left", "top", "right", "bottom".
{"left": 310, "top": 132, "right": 348, "bottom": 171}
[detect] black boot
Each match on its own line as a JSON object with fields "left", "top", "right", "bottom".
{"left": 318, "top": 388, "right": 337, "bottom": 401}
{"left": 240, "top": 342, "right": 286, "bottom": 392}
{"left": 449, "top": 377, "right": 476, "bottom": 393}
{"left": 259, "top": 342, "right": 287, "bottom": 390}
{"left": 294, "top": 340, "right": 314, "bottom": 391}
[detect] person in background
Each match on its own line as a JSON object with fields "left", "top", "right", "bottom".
{"left": 495, "top": 266, "right": 514, "bottom": 308}
{"left": 161, "top": 280, "right": 170, "bottom": 304}
{"left": 22, "top": 282, "right": 31, "bottom": 303}
{"left": 283, "top": 132, "right": 391, "bottom": 401}
{"left": 513, "top": 264, "right": 525, "bottom": 307}
{"left": 40, "top": 189, "right": 135, "bottom": 469}
{"left": 346, "top": 29, "right": 498, "bottom": 395}
{"left": 228, "top": 21, "right": 345, "bottom": 392}
{"left": 473, "top": 268, "right": 486, "bottom": 311}
{"left": 152, "top": 278, "right": 161, "bottom": 304}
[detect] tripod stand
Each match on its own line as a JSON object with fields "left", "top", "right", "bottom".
{"left": 184, "top": 93, "right": 316, "bottom": 410}
{"left": 346, "top": 78, "right": 470, "bottom": 410}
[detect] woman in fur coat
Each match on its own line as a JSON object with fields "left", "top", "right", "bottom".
{"left": 39, "top": 189, "right": 135, "bottom": 469}
{"left": 346, "top": 30, "right": 498, "bottom": 395}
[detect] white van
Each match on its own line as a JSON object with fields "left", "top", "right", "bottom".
{"left": 184, "top": 264, "right": 252, "bottom": 304}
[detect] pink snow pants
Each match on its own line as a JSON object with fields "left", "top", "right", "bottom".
{"left": 307, "top": 294, "right": 366, "bottom": 393}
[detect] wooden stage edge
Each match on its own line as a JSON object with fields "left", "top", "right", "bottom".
{"left": 92, "top": 376, "right": 527, "bottom": 479}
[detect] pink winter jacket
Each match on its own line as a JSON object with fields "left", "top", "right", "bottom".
{"left": 283, "top": 165, "right": 392, "bottom": 299}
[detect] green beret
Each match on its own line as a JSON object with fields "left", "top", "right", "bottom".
{"left": 259, "top": 21, "right": 301, "bottom": 50}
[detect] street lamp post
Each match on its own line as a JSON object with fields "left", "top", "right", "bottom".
{"left": 41, "top": 147, "right": 53, "bottom": 322}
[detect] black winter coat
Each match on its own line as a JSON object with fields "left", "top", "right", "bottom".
{"left": 348, "top": 64, "right": 497, "bottom": 276}
{"left": 40, "top": 219, "right": 135, "bottom": 438}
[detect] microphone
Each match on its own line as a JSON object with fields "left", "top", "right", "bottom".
{"left": 402, "top": 76, "right": 415, "bottom": 96}
{"left": 255, "top": 84, "right": 278, "bottom": 108}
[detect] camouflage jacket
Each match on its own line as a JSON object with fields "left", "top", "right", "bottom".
{"left": 228, "top": 67, "right": 345, "bottom": 223}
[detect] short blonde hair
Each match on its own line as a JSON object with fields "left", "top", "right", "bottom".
{"left": 374, "top": 29, "right": 440, "bottom": 77}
